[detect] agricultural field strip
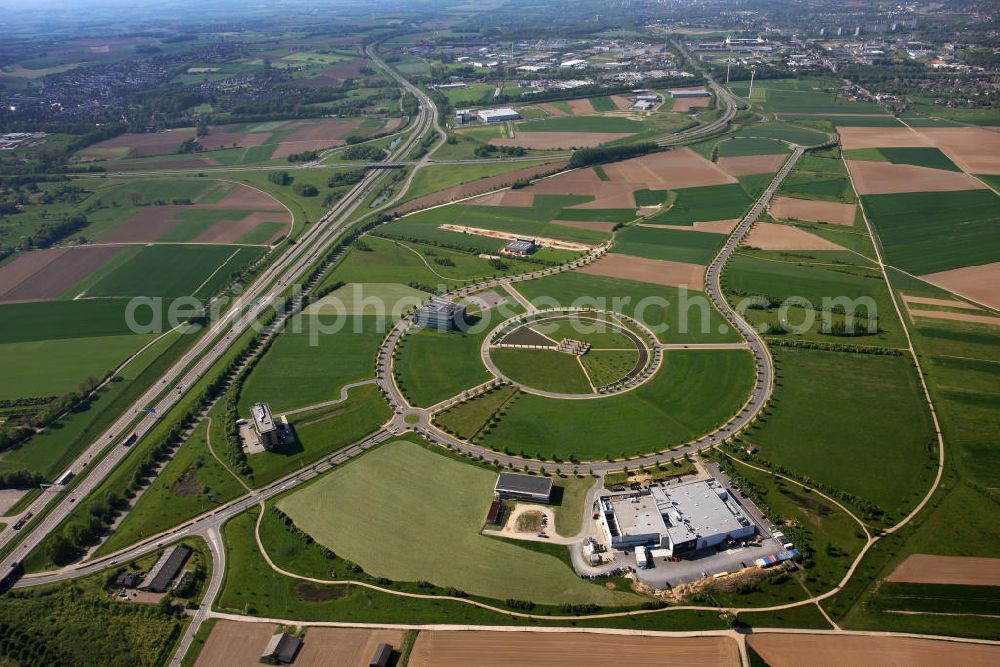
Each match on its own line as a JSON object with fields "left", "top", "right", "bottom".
{"left": 0, "top": 42, "right": 441, "bottom": 573}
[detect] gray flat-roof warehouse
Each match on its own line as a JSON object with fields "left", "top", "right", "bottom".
{"left": 503, "top": 237, "right": 538, "bottom": 256}
{"left": 478, "top": 107, "right": 521, "bottom": 123}
{"left": 494, "top": 472, "right": 553, "bottom": 503}
{"left": 599, "top": 479, "right": 754, "bottom": 556}
{"left": 139, "top": 544, "right": 191, "bottom": 593}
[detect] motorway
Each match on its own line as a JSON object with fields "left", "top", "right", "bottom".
{"left": 0, "top": 43, "right": 440, "bottom": 576}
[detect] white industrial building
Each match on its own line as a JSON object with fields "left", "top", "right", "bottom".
{"left": 477, "top": 108, "right": 521, "bottom": 123}
{"left": 668, "top": 87, "right": 710, "bottom": 98}
{"left": 598, "top": 479, "right": 755, "bottom": 556}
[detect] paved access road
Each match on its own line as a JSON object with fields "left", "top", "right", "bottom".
{"left": 376, "top": 149, "right": 803, "bottom": 474}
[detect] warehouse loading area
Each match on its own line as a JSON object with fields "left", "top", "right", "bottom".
{"left": 585, "top": 466, "right": 791, "bottom": 588}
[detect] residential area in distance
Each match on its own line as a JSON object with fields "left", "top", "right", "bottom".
{"left": 0, "top": 0, "right": 998, "bottom": 665}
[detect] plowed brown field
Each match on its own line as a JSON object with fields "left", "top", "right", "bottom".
{"left": 846, "top": 160, "right": 985, "bottom": 195}
{"left": 745, "top": 222, "right": 846, "bottom": 251}
{"left": 409, "top": 631, "right": 740, "bottom": 667}
{"left": 886, "top": 554, "right": 1000, "bottom": 586}
{"left": 769, "top": 196, "right": 856, "bottom": 226}
{"left": 577, "top": 253, "right": 705, "bottom": 288}
{"left": 748, "top": 633, "right": 1000, "bottom": 667}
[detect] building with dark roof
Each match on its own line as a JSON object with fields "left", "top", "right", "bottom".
{"left": 261, "top": 633, "right": 302, "bottom": 664}
{"left": 369, "top": 643, "right": 394, "bottom": 667}
{"left": 139, "top": 545, "right": 191, "bottom": 593}
{"left": 414, "top": 297, "right": 467, "bottom": 331}
{"left": 503, "top": 237, "right": 538, "bottom": 256}
{"left": 114, "top": 571, "right": 143, "bottom": 589}
{"left": 494, "top": 472, "right": 553, "bottom": 503}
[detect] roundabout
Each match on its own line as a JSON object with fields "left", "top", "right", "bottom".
{"left": 482, "top": 308, "right": 660, "bottom": 398}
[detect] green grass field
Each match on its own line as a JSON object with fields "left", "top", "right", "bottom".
{"left": 277, "top": 440, "right": 639, "bottom": 604}
{"left": 724, "top": 250, "right": 906, "bottom": 348}
{"left": 580, "top": 350, "right": 640, "bottom": 387}
{"left": 381, "top": 202, "right": 610, "bottom": 250}
{"left": 0, "top": 328, "right": 192, "bottom": 479}
{"left": 515, "top": 272, "right": 740, "bottom": 344}
{"left": 735, "top": 122, "right": 829, "bottom": 146}
{"left": 844, "top": 147, "right": 961, "bottom": 172}
{"left": 237, "top": 315, "right": 384, "bottom": 413}
{"left": 85, "top": 244, "right": 264, "bottom": 299}
{"left": 742, "top": 347, "right": 936, "bottom": 519}
{"left": 0, "top": 333, "right": 155, "bottom": 400}
{"left": 588, "top": 96, "right": 618, "bottom": 112}
{"left": 644, "top": 182, "right": 753, "bottom": 225}
{"left": 490, "top": 348, "right": 593, "bottom": 393}
{"left": 718, "top": 138, "right": 790, "bottom": 157}
{"left": 777, "top": 114, "right": 903, "bottom": 127}
{"left": 779, "top": 171, "right": 855, "bottom": 203}
{"left": 394, "top": 326, "right": 497, "bottom": 407}
{"left": 325, "top": 236, "right": 552, "bottom": 291}
{"left": 861, "top": 189, "right": 1000, "bottom": 274}
{"left": 633, "top": 188, "right": 668, "bottom": 206}
{"left": 0, "top": 300, "right": 140, "bottom": 343}
{"left": 434, "top": 385, "right": 521, "bottom": 441}
{"left": 613, "top": 225, "right": 727, "bottom": 264}
{"left": 479, "top": 349, "right": 754, "bottom": 460}
{"left": 729, "top": 79, "right": 885, "bottom": 115}
{"left": 721, "top": 456, "right": 867, "bottom": 596}
{"left": 403, "top": 159, "right": 557, "bottom": 202}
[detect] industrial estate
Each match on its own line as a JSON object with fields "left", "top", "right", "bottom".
{"left": 0, "top": 0, "right": 998, "bottom": 665}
